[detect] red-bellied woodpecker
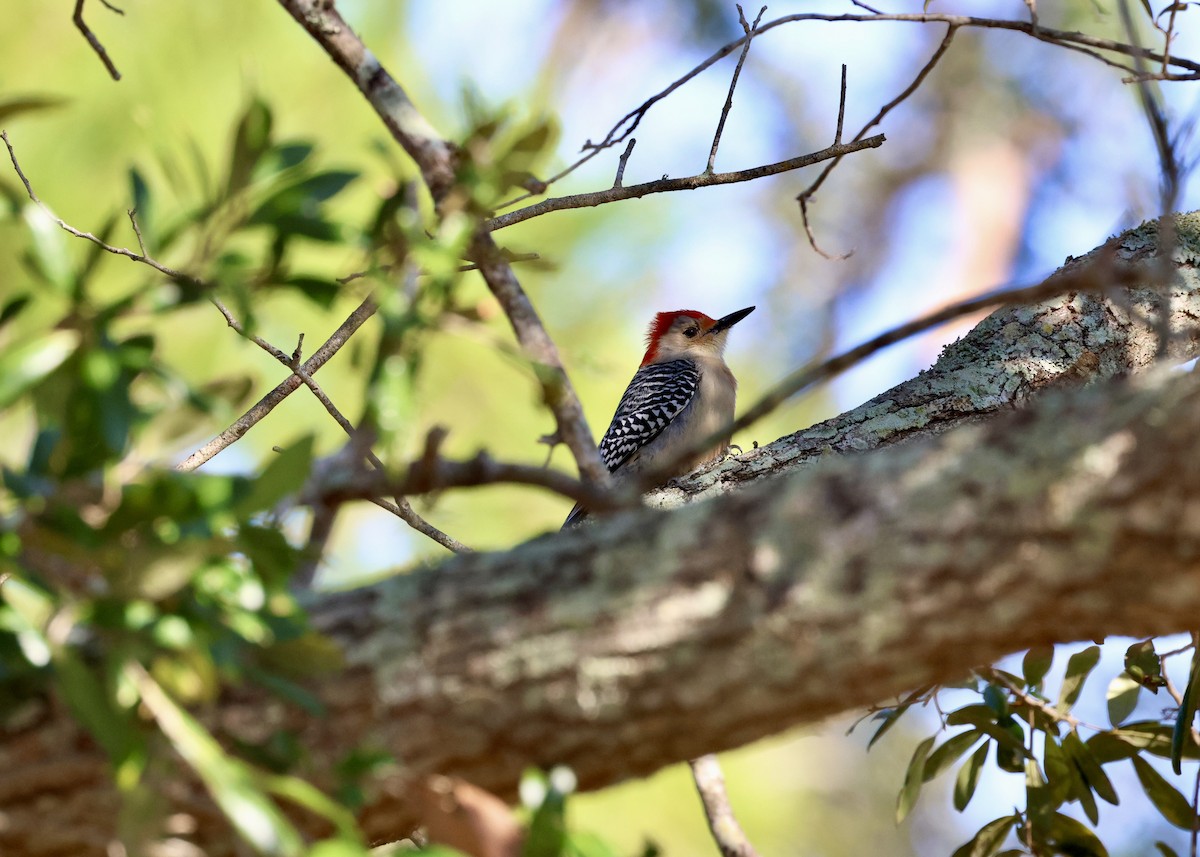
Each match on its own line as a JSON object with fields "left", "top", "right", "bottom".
{"left": 563, "top": 305, "right": 755, "bottom": 528}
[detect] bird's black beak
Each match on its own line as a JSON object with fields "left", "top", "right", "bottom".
{"left": 708, "top": 305, "right": 755, "bottom": 334}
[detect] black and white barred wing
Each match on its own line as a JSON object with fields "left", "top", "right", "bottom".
{"left": 598, "top": 359, "right": 700, "bottom": 473}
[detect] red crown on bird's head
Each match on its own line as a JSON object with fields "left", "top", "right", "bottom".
{"left": 641, "top": 310, "right": 713, "bottom": 365}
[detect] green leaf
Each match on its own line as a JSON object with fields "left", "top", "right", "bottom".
{"left": 896, "top": 735, "right": 935, "bottom": 822}
{"left": 1106, "top": 673, "right": 1141, "bottom": 727}
{"left": 128, "top": 167, "right": 155, "bottom": 251}
{"left": 1157, "top": 842, "right": 1183, "bottom": 857}
{"left": 1132, "top": 755, "right": 1196, "bottom": 829}
{"left": 227, "top": 97, "right": 273, "bottom": 197}
{"left": 866, "top": 704, "right": 912, "bottom": 749}
{"left": 1172, "top": 648, "right": 1200, "bottom": 774}
{"left": 55, "top": 652, "right": 142, "bottom": 766}
{"left": 1043, "top": 812, "right": 1108, "bottom": 857}
{"left": 1063, "top": 729, "right": 1118, "bottom": 806}
{"left": 0, "top": 330, "right": 78, "bottom": 408}
{"left": 22, "top": 204, "right": 72, "bottom": 290}
{"left": 1126, "top": 638, "right": 1166, "bottom": 690}
{"left": 523, "top": 782, "right": 567, "bottom": 857}
{"left": 983, "top": 684, "right": 1009, "bottom": 718}
{"left": 954, "top": 742, "right": 989, "bottom": 811}
{"left": 130, "top": 665, "right": 305, "bottom": 856}
{"left": 0, "top": 294, "right": 31, "bottom": 329}
{"left": 1057, "top": 644, "right": 1101, "bottom": 714}
{"left": 252, "top": 142, "right": 315, "bottom": 183}
{"left": 1041, "top": 734, "right": 1075, "bottom": 808}
{"left": 282, "top": 276, "right": 341, "bottom": 309}
{"left": 1022, "top": 645, "right": 1055, "bottom": 686}
{"left": 950, "top": 814, "right": 1017, "bottom": 857}
{"left": 260, "top": 771, "right": 361, "bottom": 843}
{"left": 1089, "top": 721, "right": 1200, "bottom": 763}
{"left": 947, "top": 704, "right": 996, "bottom": 728}
{"left": 234, "top": 436, "right": 314, "bottom": 516}
{"left": 1025, "top": 757, "right": 1057, "bottom": 826}
{"left": 0, "top": 95, "right": 68, "bottom": 122}
{"left": 923, "top": 730, "right": 984, "bottom": 783}
{"left": 248, "top": 171, "right": 359, "bottom": 227}
{"left": 564, "top": 831, "right": 620, "bottom": 857}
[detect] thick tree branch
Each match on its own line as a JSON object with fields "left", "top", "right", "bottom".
{"left": 9, "top": 216, "right": 1200, "bottom": 854}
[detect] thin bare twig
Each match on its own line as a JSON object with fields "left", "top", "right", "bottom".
{"left": 497, "top": 8, "right": 1199, "bottom": 212}
{"left": 707, "top": 5, "right": 767, "bottom": 174}
{"left": 835, "top": 63, "right": 848, "bottom": 145}
{"left": 797, "top": 23, "right": 958, "bottom": 255}
{"left": 689, "top": 755, "right": 760, "bottom": 857}
{"left": 613, "top": 138, "right": 636, "bottom": 188}
{"left": 178, "top": 297, "right": 379, "bottom": 471}
{"left": 72, "top": 0, "right": 122, "bottom": 81}
{"left": 487, "top": 135, "right": 885, "bottom": 231}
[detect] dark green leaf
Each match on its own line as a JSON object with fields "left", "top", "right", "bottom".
{"left": 1025, "top": 757, "right": 1057, "bottom": 826}
{"left": 1132, "top": 755, "right": 1196, "bottom": 828}
{"left": 954, "top": 742, "right": 989, "bottom": 811}
{"left": 1057, "top": 645, "right": 1101, "bottom": 714}
{"left": 227, "top": 98, "right": 273, "bottom": 197}
{"left": 896, "top": 735, "right": 935, "bottom": 822}
{"left": 1126, "top": 638, "right": 1166, "bottom": 690}
{"left": 523, "top": 783, "right": 567, "bottom": 857}
{"left": 1172, "top": 648, "right": 1200, "bottom": 774}
{"left": 983, "top": 684, "right": 1009, "bottom": 718}
{"left": 950, "top": 814, "right": 1017, "bottom": 857}
{"left": 234, "top": 436, "right": 314, "bottom": 516}
{"left": 0, "top": 294, "right": 31, "bottom": 329}
{"left": 248, "top": 171, "right": 359, "bottom": 227}
{"left": 947, "top": 704, "right": 996, "bottom": 728}
{"left": 1042, "top": 734, "right": 1075, "bottom": 808}
{"left": 283, "top": 276, "right": 341, "bottom": 309}
{"left": 251, "top": 142, "right": 315, "bottom": 183}
{"left": 1106, "top": 673, "right": 1140, "bottom": 727}
{"left": 923, "top": 730, "right": 984, "bottom": 783}
{"left": 1043, "top": 812, "right": 1108, "bottom": 857}
{"left": 1089, "top": 721, "right": 1200, "bottom": 763}
{"left": 1063, "top": 729, "right": 1118, "bottom": 805}
{"left": 1023, "top": 645, "right": 1055, "bottom": 686}
{"left": 867, "top": 704, "right": 912, "bottom": 749}
{"left": 1157, "top": 842, "right": 1183, "bottom": 857}
{"left": 0, "top": 95, "right": 68, "bottom": 122}
{"left": 129, "top": 167, "right": 155, "bottom": 251}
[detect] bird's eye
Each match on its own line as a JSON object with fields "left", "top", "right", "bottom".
{"left": 683, "top": 326, "right": 699, "bottom": 338}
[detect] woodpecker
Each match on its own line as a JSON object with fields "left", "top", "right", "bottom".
{"left": 563, "top": 305, "right": 754, "bottom": 528}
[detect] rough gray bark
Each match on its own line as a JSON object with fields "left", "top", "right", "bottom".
{"left": 6, "top": 215, "right": 1200, "bottom": 854}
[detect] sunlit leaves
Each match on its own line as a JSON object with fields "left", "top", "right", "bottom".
{"left": 1057, "top": 644, "right": 1101, "bottom": 715}
{"left": 950, "top": 814, "right": 1016, "bottom": 857}
{"left": 896, "top": 735, "right": 935, "bottom": 822}
{"left": 1126, "top": 638, "right": 1167, "bottom": 691}
{"left": 1022, "top": 645, "right": 1054, "bottom": 688}
{"left": 0, "top": 329, "right": 77, "bottom": 408}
